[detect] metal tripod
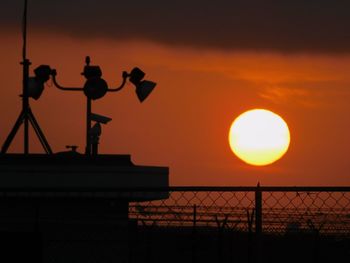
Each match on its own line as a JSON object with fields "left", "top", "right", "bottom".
{"left": 1, "top": 104, "right": 52, "bottom": 154}
{"left": 1, "top": 0, "right": 52, "bottom": 154}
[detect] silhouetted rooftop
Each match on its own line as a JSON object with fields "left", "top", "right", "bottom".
{"left": 0, "top": 153, "right": 133, "bottom": 166}
{"left": 0, "top": 153, "right": 169, "bottom": 200}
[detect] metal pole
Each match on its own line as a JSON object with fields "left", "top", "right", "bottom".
{"left": 22, "top": 60, "right": 30, "bottom": 154}
{"left": 91, "top": 134, "right": 99, "bottom": 155}
{"left": 255, "top": 183, "right": 262, "bottom": 263}
{"left": 22, "top": 0, "right": 30, "bottom": 154}
{"left": 192, "top": 204, "right": 197, "bottom": 263}
{"left": 86, "top": 97, "right": 92, "bottom": 155}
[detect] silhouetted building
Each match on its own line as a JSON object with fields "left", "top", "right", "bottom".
{"left": 0, "top": 153, "right": 168, "bottom": 262}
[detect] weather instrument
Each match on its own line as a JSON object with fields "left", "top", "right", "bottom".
{"left": 1, "top": 0, "right": 156, "bottom": 156}
{"left": 52, "top": 56, "right": 156, "bottom": 155}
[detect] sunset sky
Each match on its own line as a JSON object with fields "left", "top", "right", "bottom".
{"left": 1, "top": 1, "right": 350, "bottom": 186}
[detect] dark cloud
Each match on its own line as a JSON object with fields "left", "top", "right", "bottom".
{"left": 1, "top": 0, "right": 350, "bottom": 53}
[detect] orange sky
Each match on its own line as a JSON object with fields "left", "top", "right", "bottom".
{"left": 1, "top": 30, "right": 350, "bottom": 186}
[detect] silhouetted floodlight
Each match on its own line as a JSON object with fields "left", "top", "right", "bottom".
{"left": 51, "top": 57, "right": 158, "bottom": 155}
{"left": 27, "top": 65, "right": 53, "bottom": 100}
{"left": 128, "top": 67, "right": 157, "bottom": 102}
{"left": 34, "top": 65, "right": 52, "bottom": 83}
{"left": 27, "top": 77, "right": 44, "bottom": 100}
{"left": 135, "top": 80, "right": 157, "bottom": 102}
{"left": 129, "top": 67, "right": 145, "bottom": 85}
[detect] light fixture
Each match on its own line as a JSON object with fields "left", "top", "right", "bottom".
{"left": 129, "top": 67, "right": 156, "bottom": 102}
{"left": 2, "top": 65, "right": 53, "bottom": 153}
{"left": 1, "top": 0, "right": 54, "bottom": 154}
{"left": 27, "top": 77, "right": 44, "bottom": 100}
{"left": 34, "top": 65, "right": 52, "bottom": 83}
{"left": 2, "top": 1, "right": 158, "bottom": 156}
{"left": 27, "top": 65, "right": 53, "bottom": 100}
{"left": 51, "top": 57, "right": 158, "bottom": 156}
{"left": 135, "top": 80, "right": 157, "bottom": 102}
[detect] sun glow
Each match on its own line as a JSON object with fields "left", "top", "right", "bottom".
{"left": 229, "top": 109, "right": 290, "bottom": 166}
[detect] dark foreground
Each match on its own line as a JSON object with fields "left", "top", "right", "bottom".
{"left": 1, "top": 225, "right": 349, "bottom": 263}
{"left": 131, "top": 226, "right": 350, "bottom": 263}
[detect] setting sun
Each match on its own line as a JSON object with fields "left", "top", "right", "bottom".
{"left": 229, "top": 109, "right": 290, "bottom": 166}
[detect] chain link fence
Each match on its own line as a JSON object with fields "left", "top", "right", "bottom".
{"left": 129, "top": 186, "right": 350, "bottom": 236}
{"left": 1, "top": 186, "right": 350, "bottom": 262}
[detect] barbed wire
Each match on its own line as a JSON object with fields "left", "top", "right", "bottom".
{"left": 129, "top": 189, "right": 350, "bottom": 236}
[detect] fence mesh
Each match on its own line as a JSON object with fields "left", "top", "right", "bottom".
{"left": 263, "top": 191, "right": 350, "bottom": 235}
{"left": 1, "top": 186, "right": 349, "bottom": 262}
{"left": 130, "top": 190, "right": 255, "bottom": 230}
{"left": 129, "top": 187, "right": 350, "bottom": 236}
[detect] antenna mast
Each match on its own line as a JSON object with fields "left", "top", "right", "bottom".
{"left": 22, "top": 0, "right": 28, "bottom": 61}
{"left": 1, "top": 0, "right": 52, "bottom": 154}
{"left": 22, "top": 0, "right": 30, "bottom": 153}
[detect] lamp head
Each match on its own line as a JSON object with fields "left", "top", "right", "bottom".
{"left": 27, "top": 65, "right": 52, "bottom": 100}
{"left": 136, "top": 80, "right": 157, "bottom": 102}
{"left": 34, "top": 65, "right": 52, "bottom": 83}
{"left": 27, "top": 77, "right": 44, "bottom": 100}
{"left": 128, "top": 67, "right": 156, "bottom": 102}
{"left": 129, "top": 67, "right": 145, "bottom": 86}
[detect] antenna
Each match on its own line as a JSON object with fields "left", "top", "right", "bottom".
{"left": 1, "top": 0, "right": 52, "bottom": 154}
{"left": 22, "top": 0, "right": 27, "bottom": 61}
{"left": 22, "top": 0, "right": 30, "bottom": 153}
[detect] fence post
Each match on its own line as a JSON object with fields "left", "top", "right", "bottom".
{"left": 255, "top": 183, "right": 262, "bottom": 263}
{"left": 192, "top": 204, "right": 197, "bottom": 263}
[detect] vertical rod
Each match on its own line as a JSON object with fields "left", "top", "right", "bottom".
{"left": 192, "top": 204, "right": 197, "bottom": 263}
{"left": 22, "top": 0, "right": 27, "bottom": 60}
{"left": 192, "top": 204, "right": 197, "bottom": 229}
{"left": 92, "top": 139, "right": 98, "bottom": 155}
{"left": 86, "top": 97, "right": 92, "bottom": 155}
{"left": 255, "top": 183, "right": 262, "bottom": 235}
{"left": 22, "top": 0, "right": 30, "bottom": 154}
{"left": 23, "top": 60, "right": 30, "bottom": 154}
{"left": 255, "top": 182, "right": 262, "bottom": 263}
